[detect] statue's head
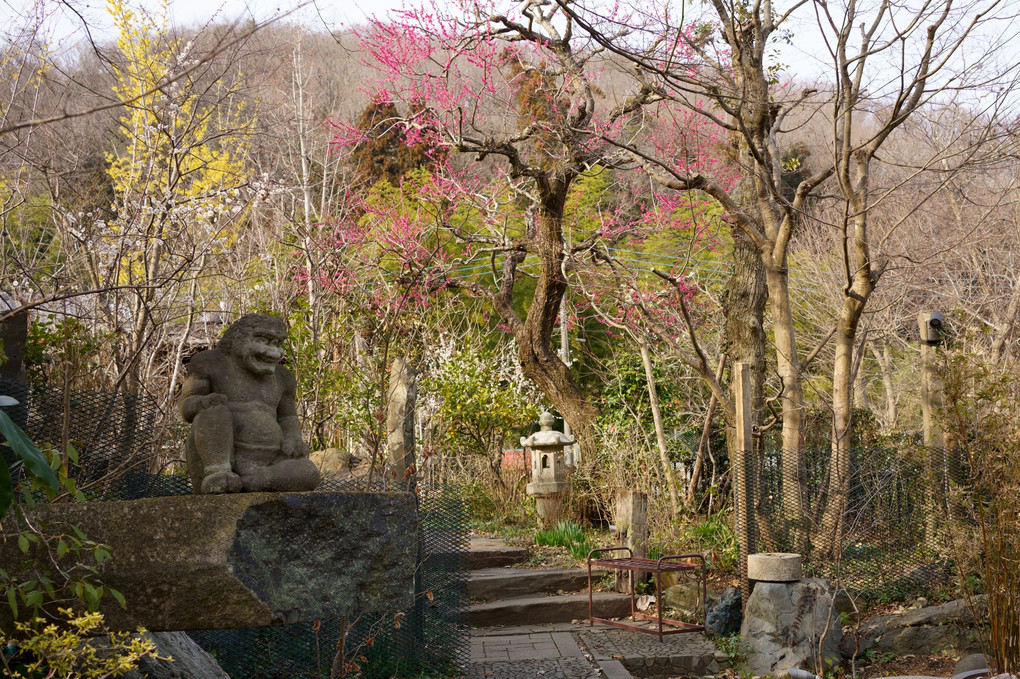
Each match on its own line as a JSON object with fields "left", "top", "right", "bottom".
{"left": 219, "top": 314, "right": 287, "bottom": 376}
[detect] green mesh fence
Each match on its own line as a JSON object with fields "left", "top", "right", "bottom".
{"left": 0, "top": 379, "right": 469, "bottom": 678}
{"left": 0, "top": 378, "right": 162, "bottom": 488}
{"left": 732, "top": 440, "right": 958, "bottom": 603}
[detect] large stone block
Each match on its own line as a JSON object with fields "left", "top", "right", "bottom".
{"left": 740, "top": 578, "right": 842, "bottom": 676}
{"left": 0, "top": 491, "right": 418, "bottom": 632}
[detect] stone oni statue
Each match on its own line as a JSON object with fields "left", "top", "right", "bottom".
{"left": 180, "top": 314, "right": 320, "bottom": 494}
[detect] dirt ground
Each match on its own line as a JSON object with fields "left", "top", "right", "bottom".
{"left": 852, "top": 653, "right": 960, "bottom": 679}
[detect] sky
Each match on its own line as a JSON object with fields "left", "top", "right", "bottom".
{"left": 6, "top": 0, "right": 1017, "bottom": 109}
{"left": 3, "top": 0, "right": 401, "bottom": 51}
{"left": 7, "top": 0, "right": 832, "bottom": 78}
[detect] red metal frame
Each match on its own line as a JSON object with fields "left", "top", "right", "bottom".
{"left": 587, "top": 547, "right": 707, "bottom": 641}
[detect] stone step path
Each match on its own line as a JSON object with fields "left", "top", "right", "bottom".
{"left": 465, "top": 536, "right": 725, "bottom": 678}
{"left": 471, "top": 591, "right": 633, "bottom": 627}
{"left": 469, "top": 537, "right": 530, "bottom": 569}
{"left": 470, "top": 566, "right": 610, "bottom": 601}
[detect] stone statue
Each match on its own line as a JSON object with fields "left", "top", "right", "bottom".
{"left": 180, "top": 314, "right": 320, "bottom": 494}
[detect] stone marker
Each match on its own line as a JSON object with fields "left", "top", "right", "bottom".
{"left": 613, "top": 489, "right": 647, "bottom": 593}
{"left": 179, "top": 314, "right": 320, "bottom": 494}
{"left": 0, "top": 491, "right": 418, "bottom": 633}
{"left": 386, "top": 357, "right": 417, "bottom": 490}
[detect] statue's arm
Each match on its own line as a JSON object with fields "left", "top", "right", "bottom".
{"left": 278, "top": 367, "right": 307, "bottom": 458}
{"left": 179, "top": 354, "right": 227, "bottom": 423}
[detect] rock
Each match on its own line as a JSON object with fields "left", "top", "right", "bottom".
{"left": 706, "top": 587, "right": 742, "bottom": 637}
{"left": 845, "top": 597, "right": 986, "bottom": 659}
{"left": 894, "top": 596, "right": 985, "bottom": 628}
{"left": 740, "top": 578, "right": 842, "bottom": 676}
{"left": 310, "top": 448, "right": 359, "bottom": 479}
{"left": 663, "top": 582, "right": 703, "bottom": 616}
{"left": 0, "top": 491, "right": 418, "bottom": 633}
{"left": 834, "top": 589, "right": 863, "bottom": 622}
{"left": 954, "top": 653, "right": 990, "bottom": 675}
{"left": 113, "top": 631, "right": 230, "bottom": 679}
{"left": 748, "top": 553, "right": 803, "bottom": 582}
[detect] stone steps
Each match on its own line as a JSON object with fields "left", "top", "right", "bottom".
{"left": 469, "top": 591, "right": 632, "bottom": 627}
{"left": 470, "top": 566, "right": 610, "bottom": 601}
{"left": 467, "top": 536, "right": 631, "bottom": 627}
{"left": 468, "top": 537, "right": 530, "bottom": 569}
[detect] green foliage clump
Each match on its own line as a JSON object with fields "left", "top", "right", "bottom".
{"left": 535, "top": 521, "right": 595, "bottom": 561}
{"left": 681, "top": 514, "right": 738, "bottom": 570}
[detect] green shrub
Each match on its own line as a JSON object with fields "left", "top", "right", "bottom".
{"left": 683, "top": 514, "right": 738, "bottom": 570}
{"left": 535, "top": 521, "right": 594, "bottom": 561}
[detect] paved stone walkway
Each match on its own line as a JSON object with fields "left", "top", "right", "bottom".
{"left": 468, "top": 622, "right": 724, "bottom": 679}
{"left": 469, "top": 625, "right": 604, "bottom": 678}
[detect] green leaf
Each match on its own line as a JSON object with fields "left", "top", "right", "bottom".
{"left": 17, "top": 535, "right": 28, "bottom": 553}
{"left": 0, "top": 453, "right": 11, "bottom": 518}
{"left": 0, "top": 410, "right": 59, "bottom": 493}
{"left": 83, "top": 583, "right": 99, "bottom": 609}
{"left": 6, "top": 587, "right": 17, "bottom": 618}
{"left": 56, "top": 539, "right": 67, "bottom": 559}
{"left": 110, "top": 588, "right": 126, "bottom": 609}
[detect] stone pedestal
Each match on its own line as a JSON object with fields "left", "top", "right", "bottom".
{"left": 0, "top": 491, "right": 419, "bottom": 632}
{"left": 740, "top": 578, "right": 842, "bottom": 677}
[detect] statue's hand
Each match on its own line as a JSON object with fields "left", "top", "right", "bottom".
{"left": 195, "top": 393, "right": 229, "bottom": 411}
{"left": 281, "top": 435, "right": 308, "bottom": 459}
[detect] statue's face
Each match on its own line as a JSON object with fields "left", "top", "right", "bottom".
{"left": 242, "top": 331, "right": 285, "bottom": 375}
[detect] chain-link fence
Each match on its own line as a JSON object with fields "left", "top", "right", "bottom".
{"left": 0, "top": 379, "right": 469, "bottom": 678}
{"left": 0, "top": 378, "right": 163, "bottom": 489}
{"left": 734, "top": 440, "right": 959, "bottom": 602}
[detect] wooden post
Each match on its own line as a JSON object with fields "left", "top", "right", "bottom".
{"left": 614, "top": 489, "right": 648, "bottom": 593}
{"left": 0, "top": 309, "right": 28, "bottom": 385}
{"left": 918, "top": 312, "right": 961, "bottom": 542}
{"left": 734, "top": 362, "right": 755, "bottom": 607}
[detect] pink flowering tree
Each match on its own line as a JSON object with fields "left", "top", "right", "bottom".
{"left": 338, "top": 0, "right": 731, "bottom": 458}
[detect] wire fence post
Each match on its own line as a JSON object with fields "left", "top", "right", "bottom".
{"left": 734, "top": 362, "right": 755, "bottom": 607}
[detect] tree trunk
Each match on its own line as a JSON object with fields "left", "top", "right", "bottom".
{"left": 765, "top": 258, "right": 807, "bottom": 550}
{"left": 640, "top": 341, "right": 679, "bottom": 516}
{"left": 721, "top": 223, "right": 774, "bottom": 547}
{"left": 512, "top": 185, "right": 600, "bottom": 460}
{"left": 816, "top": 289, "right": 869, "bottom": 556}
{"left": 872, "top": 343, "right": 897, "bottom": 430}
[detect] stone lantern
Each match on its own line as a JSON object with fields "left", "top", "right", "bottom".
{"left": 521, "top": 411, "right": 575, "bottom": 525}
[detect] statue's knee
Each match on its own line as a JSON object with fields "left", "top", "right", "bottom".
{"left": 194, "top": 404, "right": 232, "bottom": 427}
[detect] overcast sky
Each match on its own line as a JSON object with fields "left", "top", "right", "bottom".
{"left": 7, "top": 0, "right": 1015, "bottom": 109}
{"left": 7, "top": 0, "right": 833, "bottom": 79}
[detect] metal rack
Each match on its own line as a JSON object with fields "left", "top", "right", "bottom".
{"left": 587, "top": 547, "right": 707, "bottom": 641}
